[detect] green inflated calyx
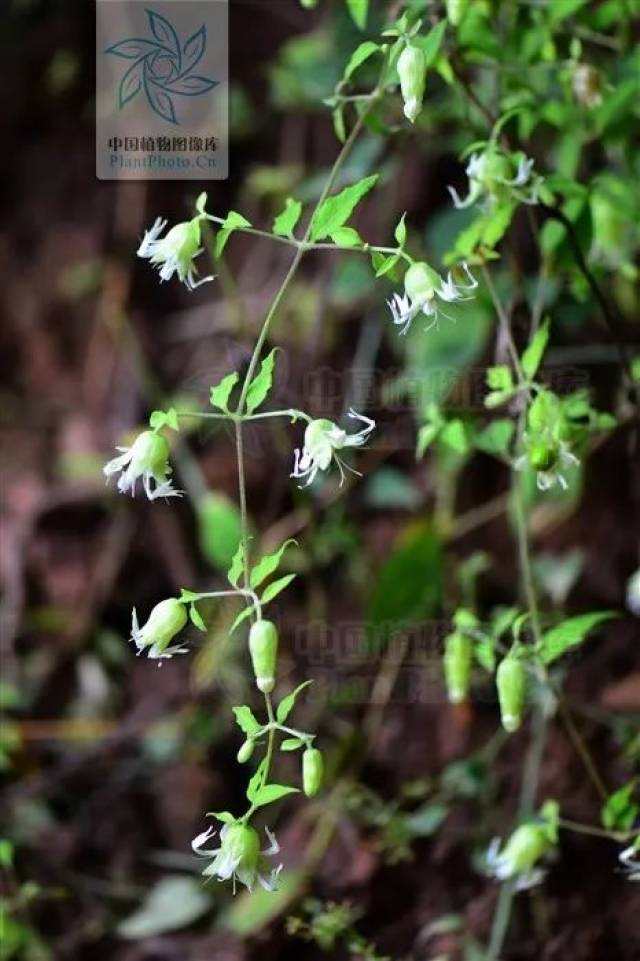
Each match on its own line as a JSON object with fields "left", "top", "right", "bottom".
{"left": 130, "top": 430, "right": 171, "bottom": 478}
{"left": 443, "top": 631, "right": 472, "bottom": 704}
{"left": 397, "top": 44, "right": 427, "bottom": 123}
{"left": 529, "top": 441, "right": 558, "bottom": 472}
{"left": 248, "top": 619, "right": 279, "bottom": 693}
{"left": 404, "top": 262, "right": 440, "bottom": 304}
{"left": 302, "top": 747, "right": 323, "bottom": 797}
{"left": 496, "top": 656, "right": 527, "bottom": 733}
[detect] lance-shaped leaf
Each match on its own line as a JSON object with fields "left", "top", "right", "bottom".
{"left": 245, "top": 348, "right": 278, "bottom": 415}
{"left": 250, "top": 539, "right": 297, "bottom": 590}
{"left": 540, "top": 611, "right": 617, "bottom": 665}
{"left": 261, "top": 574, "right": 296, "bottom": 605}
{"left": 309, "top": 175, "right": 379, "bottom": 242}
{"left": 344, "top": 40, "right": 380, "bottom": 81}
{"left": 210, "top": 371, "right": 239, "bottom": 411}
{"left": 346, "top": 0, "right": 369, "bottom": 30}
{"left": 273, "top": 198, "right": 302, "bottom": 238}
{"left": 521, "top": 318, "right": 550, "bottom": 381}
{"left": 276, "top": 680, "right": 313, "bottom": 724}
{"left": 233, "top": 705, "right": 261, "bottom": 737}
{"left": 251, "top": 784, "right": 299, "bottom": 810}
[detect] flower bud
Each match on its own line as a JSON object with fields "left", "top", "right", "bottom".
{"left": 302, "top": 747, "right": 324, "bottom": 797}
{"left": 443, "top": 631, "right": 472, "bottom": 704}
{"left": 529, "top": 441, "right": 558, "bottom": 472}
{"left": 404, "top": 262, "right": 440, "bottom": 306}
{"left": 248, "top": 619, "right": 279, "bottom": 693}
{"left": 237, "top": 739, "right": 255, "bottom": 763}
{"left": 496, "top": 656, "right": 526, "bottom": 733}
{"left": 397, "top": 45, "right": 427, "bottom": 123}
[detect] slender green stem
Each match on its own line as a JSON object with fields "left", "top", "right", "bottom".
{"left": 558, "top": 818, "right": 638, "bottom": 842}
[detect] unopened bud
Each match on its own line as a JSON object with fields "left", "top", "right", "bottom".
{"left": 397, "top": 45, "right": 427, "bottom": 123}
{"left": 496, "top": 656, "right": 526, "bottom": 733}
{"left": 237, "top": 739, "right": 255, "bottom": 764}
{"left": 248, "top": 619, "right": 279, "bottom": 693}
{"left": 302, "top": 747, "right": 324, "bottom": 797}
{"left": 443, "top": 631, "right": 472, "bottom": 704}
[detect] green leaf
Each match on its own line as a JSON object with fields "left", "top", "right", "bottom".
{"left": 486, "top": 365, "right": 514, "bottom": 393}
{"left": 416, "top": 423, "right": 440, "bottom": 458}
{"left": 540, "top": 612, "right": 617, "bottom": 665}
{"left": 246, "top": 758, "right": 268, "bottom": 802}
{"left": 195, "top": 192, "right": 208, "bottom": 215}
{"left": 189, "top": 604, "right": 206, "bottom": 632}
{"left": 280, "top": 738, "right": 304, "bottom": 751}
{"left": 228, "top": 542, "right": 245, "bottom": 588}
{"left": 228, "top": 604, "right": 253, "bottom": 636}
{"left": 179, "top": 588, "right": 200, "bottom": 603}
{"left": 214, "top": 211, "right": 252, "bottom": 258}
{"left": 367, "top": 525, "right": 442, "bottom": 650}
{"left": 209, "top": 810, "right": 236, "bottom": 824}
{"left": 261, "top": 573, "right": 296, "bottom": 605}
{"left": 601, "top": 781, "right": 639, "bottom": 832}
{"left": 276, "top": 680, "right": 313, "bottom": 724}
{"left": 521, "top": 318, "right": 550, "bottom": 381}
{"left": 439, "top": 419, "right": 469, "bottom": 455}
{"left": 197, "top": 493, "right": 243, "bottom": 572}
{"left": 330, "top": 226, "right": 363, "bottom": 247}
{"left": 394, "top": 212, "right": 407, "bottom": 246}
{"left": 345, "top": 0, "right": 368, "bottom": 30}
{"left": 251, "top": 783, "right": 299, "bottom": 809}
{"left": 250, "top": 539, "right": 296, "bottom": 590}
{"left": 149, "top": 408, "right": 179, "bottom": 432}
{"left": 210, "top": 371, "right": 239, "bottom": 411}
{"left": 413, "top": 20, "right": 447, "bottom": 68}
{"left": 475, "top": 419, "right": 515, "bottom": 456}
{"left": 273, "top": 198, "right": 302, "bottom": 238}
{"left": 309, "top": 175, "right": 379, "bottom": 242}
{"left": 233, "top": 705, "right": 261, "bottom": 736}
{"left": 333, "top": 105, "right": 347, "bottom": 143}
{"left": 474, "top": 636, "right": 495, "bottom": 673}
{"left": 344, "top": 40, "right": 380, "bottom": 81}
{"left": 245, "top": 348, "right": 278, "bottom": 415}
{"left": 405, "top": 802, "right": 448, "bottom": 837}
{"left": 118, "top": 876, "right": 211, "bottom": 939}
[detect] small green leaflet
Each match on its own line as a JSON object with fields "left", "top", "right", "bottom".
{"left": 344, "top": 40, "right": 380, "bottom": 81}
{"left": 330, "top": 226, "right": 363, "bottom": 247}
{"left": 276, "top": 680, "right": 313, "bottom": 724}
{"left": 280, "top": 738, "right": 304, "bottom": 751}
{"left": 228, "top": 542, "right": 245, "bottom": 588}
{"left": 273, "top": 198, "right": 302, "bottom": 238}
{"left": 309, "top": 175, "right": 379, "bottom": 242}
{"left": 250, "top": 784, "right": 299, "bottom": 810}
{"left": 210, "top": 371, "right": 239, "bottom": 412}
{"left": 521, "top": 318, "right": 550, "bottom": 381}
{"left": 228, "top": 604, "right": 253, "bottom": 636}
{"left": 189, "top": 604, "right": 206, "bottom": 632}
{"left": 601, "top": 781, "right": 639, "bottom": 832}
{"left": 214, "top": 210, "right": 251, "bottom": 258}
{"left": 246, "top": 758, "right": 267, "bottom": 802}
{"left": 233, "top": 705, "right": 261, "bottom": 736}
{"left": 394, "top": 213, "right": 407, "bottom": 246}
{"left": 540, "top": 611, "right": 617, "bottom": 665}
{"left": 474, "top": 636, "right": 496, "bottom": 673}
{"left": 149, "top": 408, "right": 179, "bottom": 432}
{"left": 245, "top": 348, "right": 278, "bottom": 415}
{"left": 260, "top": 574, "right": 296, "bottom": 605}
{"left": 208, "top": 810, "right": 236, "bottom": 824}
{"left": 345, "top": 0, "right": 368, "bottom": 31}
{"left": 250, "top": 539, "right": 297, "bottom": 590}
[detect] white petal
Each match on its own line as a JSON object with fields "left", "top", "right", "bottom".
{"left": 192, "top": 825, "right": 218, "bottom": 856}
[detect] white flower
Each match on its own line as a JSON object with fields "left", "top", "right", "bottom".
{"left": 388, "top": 261, "right": 478, "bottom": 335}
{"left": 291, "top": 409, "right": 375, "bottom": 487}
{"left": 486, "top": 825, "right": 549, "bottom": 891}
{"left": 103, "top": 430, "right": 183, "bottom": 501}
{"left": 448, "top": 149, "right": 541, "bottom": 210}
{"left": 137, "top": 216, "right": 214, "bottom": 291}
{"left": 619, "top": 841, "right": 640, "bottom": 881}
{"left": 130, "top": 598, "right": 189, "bottom": 660}
{"left": 192, "top": 822, "right": 282, "bottom": 894}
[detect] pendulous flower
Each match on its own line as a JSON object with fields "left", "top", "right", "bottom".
{"left": 103, "top": 429, "right": 183, "bottom": 501}
{"left": 291, "top": 409, "right": 375, "bottom": 487}
{"left": 397, "top": 44, "right": 427, "bottom": 123}
{"left": 448, "top": 147, "right": 542, "bottom": 210}
{"left": 137, "top": 215, "right": 214, "bottom": 290}
{"left": 130, "top": 597, "right": 189, "bottom": 660}
{"left": 192, "top": 822, "right": 282, "bottom": 893}
{"left": 486, "top": 801, "right": 559, "bottom": 890}
{"left": 387, "top": 261, "right": 478, "bottom": 335}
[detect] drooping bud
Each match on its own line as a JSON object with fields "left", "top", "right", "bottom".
{"left": 496, "top": 656, "right": 527, "bottom": 733}
{"left": 443, "top": 631, "right": 472, "bottom": 704}
{"left": 237, "top": 739, "right": 255, "bottom": 764}
{"left": 248, "top": 619, "right": 279, "bottom": 693}
{"left": 397, "top": 45, "right": 427, "bottom": 123}
{"left": 302, "top": 747, "right": 324, "bottom": 797}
